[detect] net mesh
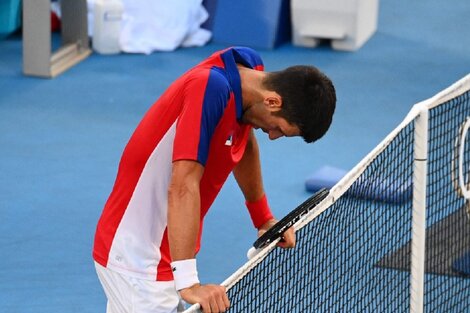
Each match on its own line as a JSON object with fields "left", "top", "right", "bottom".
{"left": 225, "top": 123, "right": 415, "bottom": 312}
{"left": 424, "top": 89, "right": 470, "bottom": 312}
{"left": 184, "top": 76, "right": 470, "bottom": 313}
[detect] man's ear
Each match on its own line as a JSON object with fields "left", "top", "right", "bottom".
{"left": 264, "top": 92, "right": 282, "bottom": 112}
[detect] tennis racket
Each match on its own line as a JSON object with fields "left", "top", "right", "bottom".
{"left": 247, "top": 188, "right": 329, "bottom": 259}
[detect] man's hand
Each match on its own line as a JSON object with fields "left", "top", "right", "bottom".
{"left": 180, "top": 283, "right": 230, "bottom": 313}
{"left": 258, "top": 218, "right": 296, "bottom": 248}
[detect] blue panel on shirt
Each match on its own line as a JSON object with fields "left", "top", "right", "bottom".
{"left": 232, "top": 47, "right": 264, "bottom": 69}
{"left": 197, "top": 68, "right": 231, "bottom": 165}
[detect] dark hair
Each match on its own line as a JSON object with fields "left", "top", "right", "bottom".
{"left": 263, "top": 65, "right": 336, "bottom": 143}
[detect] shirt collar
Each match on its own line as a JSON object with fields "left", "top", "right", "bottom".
{"left": 220, "top": 48, "right": 251, "bottom": 120}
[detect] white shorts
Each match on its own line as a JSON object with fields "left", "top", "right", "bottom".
{"left": 95, "top": 262, "right": 186, "bottom": 313}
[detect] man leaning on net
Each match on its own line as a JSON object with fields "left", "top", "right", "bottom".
{"left": 92, "top": 46, "right": 336, "bottom": 313}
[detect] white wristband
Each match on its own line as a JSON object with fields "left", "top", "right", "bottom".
{"left": 171, "top": 259, "right": 200, "bottom": 291}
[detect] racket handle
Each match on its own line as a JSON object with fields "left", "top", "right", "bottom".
{"left": 247, "top": 247, "right": 259, "bottom": 260}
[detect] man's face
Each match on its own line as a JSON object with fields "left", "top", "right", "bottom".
{"left": 253, "top": 113, "right": 300, "bottom": 140}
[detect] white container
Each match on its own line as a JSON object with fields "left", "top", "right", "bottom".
{"left": 291, "top": 0, "right": 379, "bottom": 51}
{"left": 93, "top": 0, "right": 123, "bottom": 54}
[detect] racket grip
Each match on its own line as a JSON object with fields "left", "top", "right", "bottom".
{"left": 247, "top": 247, "right": 259, "bottom": 260}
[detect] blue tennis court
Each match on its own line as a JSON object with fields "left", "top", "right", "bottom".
{"left": 1, "top": 0, "right": 469, "bottom": 312}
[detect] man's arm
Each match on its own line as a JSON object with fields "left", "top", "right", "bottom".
{"left": 233, "top": 130, "right": 295, "bottom": 248}
{"left": 168, "top": 160, "right": 202, "bottom": 260}
{"left": 232, "top": 130, "right": 264, "bottom": 202}
{"left": 168, "top": 160, "right": 229, "bottom": 313}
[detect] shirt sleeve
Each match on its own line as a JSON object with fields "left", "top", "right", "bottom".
{"left": 172, "top": 68, "right": 230, "bottom": 166}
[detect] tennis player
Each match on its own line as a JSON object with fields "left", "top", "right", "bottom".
{"left": 93, "top": 46, "right": 336, "bottom": 313}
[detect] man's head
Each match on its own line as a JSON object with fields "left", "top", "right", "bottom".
{"left": 262, "top": 65, "right": 336, "bottom": 143}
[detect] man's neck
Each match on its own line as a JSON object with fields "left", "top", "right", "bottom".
{"left": 237, "top": 65, "right": 266, "bottom": 112}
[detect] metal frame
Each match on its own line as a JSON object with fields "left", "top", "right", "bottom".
{"left": 23, "top": 0, "right": 91, "bottom": 78}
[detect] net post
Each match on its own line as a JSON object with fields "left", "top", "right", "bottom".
{"left": 410, "top": 106, "right": 428, "bottom": 313}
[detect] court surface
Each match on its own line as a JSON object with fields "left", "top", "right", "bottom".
{"left": 1, "top": 0, "right": 470, "bottom": 312}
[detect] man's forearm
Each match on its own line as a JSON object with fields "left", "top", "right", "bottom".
{"left": 167, "top": 160, "right": 204, "bottom": 261}
{"left": 233, "top": 130, "right": 265, "bottom": 201}
{"left": 167, "top": 182, "right": 200, "bottom": 260}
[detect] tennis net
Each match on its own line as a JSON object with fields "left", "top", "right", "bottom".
{"left": 184, "top": 74, "right": 470, "bottom": 312}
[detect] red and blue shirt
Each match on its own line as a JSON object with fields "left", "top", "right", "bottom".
{"left": 93, "top": 47, "right": 264, "bottom": 281}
